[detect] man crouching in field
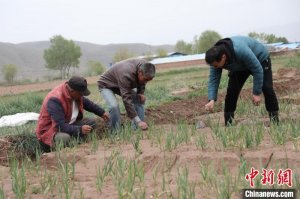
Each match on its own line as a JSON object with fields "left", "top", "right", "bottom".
{"left": 98, "top": 58, "right": 155, "bottom": 132}
{"left": 36, "top": 76, "right": 109, "bottom": 152}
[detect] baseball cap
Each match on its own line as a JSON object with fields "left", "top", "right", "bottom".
{"left": 67, "top": 76, "right": 91, "bottom": 96}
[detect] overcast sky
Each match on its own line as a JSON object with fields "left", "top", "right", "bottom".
{"left": 1, "top": 0, "right": 300, "bottom": 45}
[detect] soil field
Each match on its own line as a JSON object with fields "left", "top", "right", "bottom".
{"left": 0, "top": 68, "right": 300, "bottom": 198}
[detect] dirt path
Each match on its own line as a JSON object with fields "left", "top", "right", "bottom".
{"left": 0, "top": 76, "right": 100, "bottom": 96}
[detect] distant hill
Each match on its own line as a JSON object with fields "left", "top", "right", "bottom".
{"left": 0, "top": 41, "right": 174, "bottom": 82}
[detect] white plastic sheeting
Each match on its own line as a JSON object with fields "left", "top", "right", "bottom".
{"left": 0, "top": 112, "right": 39, "bottom": 127}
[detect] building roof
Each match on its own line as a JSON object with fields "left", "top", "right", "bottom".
{"left": 276, "top": 43, "right": 300, "bottom": 49}
{"left": 167, "top": 52, "right": 187, "bottom": 57}
{"left": 265, "top": 42, "right": 284, "bottom": 47}
{"left": 266, "top": 42, "right": 300, "bottom": 51}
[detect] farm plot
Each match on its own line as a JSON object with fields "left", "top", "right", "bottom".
{"left": 0, "top": 66, "right": 300, "bottom": 198}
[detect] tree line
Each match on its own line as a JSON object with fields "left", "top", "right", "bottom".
{"left": 1, "top": 31, "right": 289, "bottom": 83}
{"left": 174, "top": 30, "right": 289, "bottom": 55}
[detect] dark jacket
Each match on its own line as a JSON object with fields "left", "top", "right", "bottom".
{"left": 208, "top": 36, "right": 269, "bottom": 100}
{"left": 36, "top": 82, "right": 105, "bottom": 146}
{"left": 97, "top": 58, "right": 146, "bottom": 119}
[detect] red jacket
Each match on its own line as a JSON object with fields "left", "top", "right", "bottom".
{"left": 35, "top": 82, "right": 84, "bottom": 146}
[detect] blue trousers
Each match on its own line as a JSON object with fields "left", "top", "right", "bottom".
{"left": 100, "top": 88, "right": 145, "bottom": 131}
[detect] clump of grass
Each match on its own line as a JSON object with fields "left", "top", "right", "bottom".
{"left": 0, "top": 131, "right": 42, "bottom": 166}
{"left": 285, "top": 52, "right": 300, "bottom": 68}
{"left": 8, "top": 133, "right": 41, "bottom": 160}
{"left": 0, "top": 92, "right": 44, "bottom": 116}
{"left": 145, "top": 85, "right": 172, "bottom": 107}
{"left": 156, "top": 67, "right": 204, "bottom": 77}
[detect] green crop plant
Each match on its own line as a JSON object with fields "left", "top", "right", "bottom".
{"left": 176, "top": 167, "right": 195, "bottom": 199}
{"left": 110, "top": 155, "right": 145, "bottom": 198}
{"left": 40, "top": 169, "right": 57, "bottom": 196}
{"left": 244, "top": 125, "right": 255, "bottom": 148}
{"left": 9, "top": 157, "right": 27, "bottom": 199}
{"left": 0, "top": 184, "right": 5, "bottom": 199}
{"left": 269, "top": 124, "right": 287, "bottom": 145}
{"left": 96, "top": 166, "right": 106, "bottom": 192}
{"left": 255, "top": 123, "right": 264, "bottom": 147}
{"left": 131, "top": 133, "right": 142, "bottom": 155}
{"left": 57, "top": 158, "right": 75, "bottom": 199}
{"left": 199, "top": 162, "right": 217, "bottom": 186}
{"left": 77, "top": 183, "right": 85, "bottom": 199}
{"left": 196, "top": 133, "right": 207, "bottom": 150}
{"left": 88, "top": 131, "right": 99, "bottom": 154}
{"left": 293, "top": 172, "right": 300, "bottom": 192}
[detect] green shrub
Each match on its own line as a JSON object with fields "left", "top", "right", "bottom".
{"left": 0, "top": 93, "right": 44, "bottom": 116}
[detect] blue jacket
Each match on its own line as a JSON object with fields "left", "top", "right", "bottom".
{"left": 208, "top": 36, "right": 269, "bottom": 100}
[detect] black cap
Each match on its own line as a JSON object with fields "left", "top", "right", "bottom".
{"left": 67, "top": 76, "right": 91, "bottom": 96}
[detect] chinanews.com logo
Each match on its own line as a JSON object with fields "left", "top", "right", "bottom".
{"left": 243, "top": 189, "right": 296, "bottom": 199}
{"left": 243, "top": 167, "right": 296, "bottom": 199}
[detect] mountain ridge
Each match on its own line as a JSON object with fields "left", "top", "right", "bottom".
{"left": 0, "top": 41, "right": 174, "bottom": 82}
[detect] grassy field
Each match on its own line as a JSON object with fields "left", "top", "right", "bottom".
{"left": 0, "top": 54, "right": 300, "bottom": 198}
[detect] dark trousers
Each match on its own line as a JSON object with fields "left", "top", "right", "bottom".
{"left": 224, "top": 57, "right": 279, "bottom": 114}
{"left": 39, "top": 118, "right": 97, "bottom": 152}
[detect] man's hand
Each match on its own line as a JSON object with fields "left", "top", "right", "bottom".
{"left": 101, "top": 112, "right": 110, "bottom": 122}
{"left": 81, "top": 125, "right": 92, "bottom": 134}
{"left": 138, "top": 94, "right": 146, "bottom": 104}
{"left": 205, "top": 100, "right": 215, "bottom": 112}
{"left": 252, "top": 94, "right": 261, "bottom": 106}
{"left": 137, "top": 121, "right": 148, "bottom": 130}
